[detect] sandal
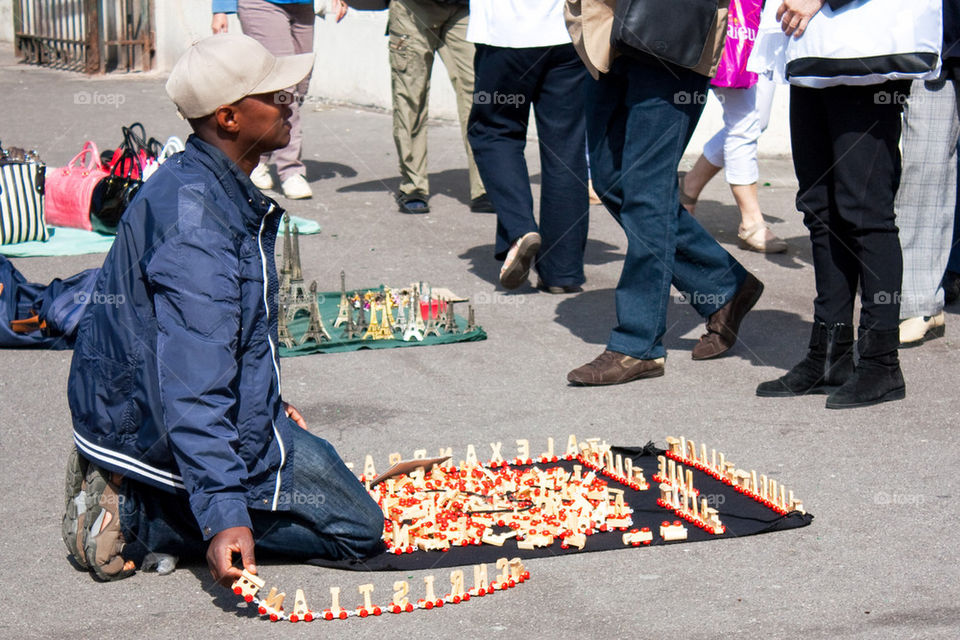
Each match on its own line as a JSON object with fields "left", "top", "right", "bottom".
{"left": 82, "top": 465, "right": 136, "bottom": 581}
{"left": 678, "top": 173, "right": 698, "bottom": 212}
{"left": 61, "top": 448, "right": 91, "bottom": 568}
{"left": 397, "top": 191, "right": 430, "bottom": 214}
{"left": 738, "top": 222, "right": 787, "bottom": 254}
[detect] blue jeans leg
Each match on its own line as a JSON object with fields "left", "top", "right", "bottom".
{"left": 119, "top": 425, "right": 383, "bottom": 564}
{"left": 586, "top": 58, "right": 744, "bottom": 360}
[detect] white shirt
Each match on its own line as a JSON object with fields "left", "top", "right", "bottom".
{"left": 467, "top": 0, "right": 572, "bottom": 48}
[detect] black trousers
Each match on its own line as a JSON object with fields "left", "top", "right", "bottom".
{"left": 790, "top": 82, "right": 908, "bottom": 331}
{"left": 467, "top": 43, "right": 589, "bottom": 288}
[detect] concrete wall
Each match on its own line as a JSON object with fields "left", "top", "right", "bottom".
{"left": 0, "top": 0, "right": 792, "bottom": 155}
{"left": 0, "top": 0, "right": 13, "bottom": 43}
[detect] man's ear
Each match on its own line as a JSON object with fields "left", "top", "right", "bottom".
{"left": 214, "top": 104, "right": 241, "bottom": 134}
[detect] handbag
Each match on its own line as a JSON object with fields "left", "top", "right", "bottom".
{"left": 89, "top": 148, "right": 143, "bottom": 235}
{"left": 101, "top": 123, "right": 160, "bottom": 180}
{"left": 712, "top": 0, "right": 761, "bottom": 89}
{"left": 611, "top": 0, "right": 720, "bottom": 70}
{"left": 44, "top": 141, "right": 110, "bottom": 231}
{"left": 784, "top": 0, "right": 942, "bottom": 88}
{"left": 141, "top": 136, "right": 184, "bottom": 181}
{"left": 0, "top": 143, "right": 49, "bottom": 245}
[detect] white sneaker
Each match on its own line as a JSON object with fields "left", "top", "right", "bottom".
{"left": 250, "top": 163, "right": 274, "bottom": 191}
{"left": 281, "top": 174, "right": 313, "bottom": 200}
{"left": 899, "top": 311, "right": 945, "bottom": 346}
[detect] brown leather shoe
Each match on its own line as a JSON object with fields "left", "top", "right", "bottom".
{"left": 691, "top": 273, "right": 764, "bottom": 360}
{"left": 567, "top": 350, "right": 665, "bottom": 386}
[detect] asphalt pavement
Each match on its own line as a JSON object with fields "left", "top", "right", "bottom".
{"left": 1, "top": 44, "right": 958, "bottom": 639}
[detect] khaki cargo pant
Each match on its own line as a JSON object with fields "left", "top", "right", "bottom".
{"left": 388, "top": 0, "right": 484, "bottom": 200}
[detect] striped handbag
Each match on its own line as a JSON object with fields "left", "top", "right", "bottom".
{"left": 0, "top": 144, "right": 48, "bottom": 245}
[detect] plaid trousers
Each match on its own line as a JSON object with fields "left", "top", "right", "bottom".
{"left": 896, "top": 75, "right": 960, "bottom": 318}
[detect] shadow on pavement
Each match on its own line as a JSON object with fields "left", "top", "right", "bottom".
{"left": 338, "top": 169, "right": 473, "bottom": 205}
{"left": 302, "top": 159, "right": 357, "bottom": 181}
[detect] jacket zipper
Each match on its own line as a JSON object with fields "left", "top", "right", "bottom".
{"left": 258, "top": 206, "right": 285, "bottom": 510}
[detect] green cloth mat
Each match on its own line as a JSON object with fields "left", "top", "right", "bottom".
{"left": 0, "top": 216, "right": 322, "bottom": 258}
{"left": 279, "top": 287, "right": 486, "bottom": 356}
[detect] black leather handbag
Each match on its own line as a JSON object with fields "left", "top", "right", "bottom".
{"left": 89, "top": 148, "right": 142, "bottom": 235}
{"left": 611, "top": 0, "right": 720, "bottom": 69}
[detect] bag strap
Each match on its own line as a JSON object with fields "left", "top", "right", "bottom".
{"left": 69, "top": 141, "right": 102, "bottom": 171}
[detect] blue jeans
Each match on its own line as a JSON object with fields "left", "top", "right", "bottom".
{"left": 119, "top": 423, "right": 384, "bottom": 564}
{"left": 468, "top": 43, "right": 589, "bottom": 287}
{"left": 586, "top": 57, "right": 746, "bottom": 359}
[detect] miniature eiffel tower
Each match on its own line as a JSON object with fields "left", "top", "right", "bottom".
{"left": 382, "top": 292, "right": 397, "bottom": 331}
{"left": 465, "top": 304, "right": 477, "bottom": 333}
{"left": 393, "top": 293, "right": 406, "bottom": 331}
{"left": 333, "top": 270, "right": 350, "bottom": 328}
{"left": 414, "top": 291, "right": 426, "bottom": 331}
{"left": 377, "top": 304, "right": 394, "bottom": 340}
{"left": 341, "top": 304, "right": 360, "bottom": 340}
{"left": 423, "top": 294, "right": 442, "bottom": 338}
{"left": 402, "top": 294, "right": 423, "bottom": 342}
{"left": 279, "top": 214, "right": 294, "bottom": 291}
{"left": 354, "top": 299, "right": 368, "bottom": 334}
{"left": 441, "top": 298, "right": 459, "bottom": 334}
{"left": 362, "top": 301, "right": 381, "bottom": 340}
{"left": 283, "top": 223, "right": 310, "bottom": 323}
{"left": 277, "top": 301, "right": 297, "bottom": 349}
{"left": 298, "top": 281, "right": 332, "bottom": 345}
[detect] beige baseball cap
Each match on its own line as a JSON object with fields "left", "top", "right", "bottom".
{"left": 165, "top": 33, "right": 314, "bottom": 119}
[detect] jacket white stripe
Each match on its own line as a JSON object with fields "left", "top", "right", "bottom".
{"left": 73, "top": 431, "right": 186, "bottom": 489}
{"left": 258, "top": 208, "right": 285, "bottom": 510}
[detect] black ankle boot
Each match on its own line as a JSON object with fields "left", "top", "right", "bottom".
{"left": 756, "top": 322, "right": 854, "bottom": 397}
{"left": 826, "top": 327, "right": 905, "bottom": 409}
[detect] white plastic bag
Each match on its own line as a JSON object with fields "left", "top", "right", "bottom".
{"left": 783, "top": 0, "right": 942, "bottom": 88}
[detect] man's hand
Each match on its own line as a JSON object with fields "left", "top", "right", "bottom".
{"left": 211, "top": 13, "right": 229, "bottom": 34}
{"left": 206, "top": 526, "right": 256, "bottom": 586}
{"left": 777, "top": 0, "right": 825, "bottom": 38}
{"left": 332, "top": 0, "right": 348, "bottom": 23}
{"left": 284, "top": 401, "right": 308, "bottom": 430}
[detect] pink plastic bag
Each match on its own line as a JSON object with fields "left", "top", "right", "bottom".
{"left": 712, "top": 0, "right": 762, "bottom": 89}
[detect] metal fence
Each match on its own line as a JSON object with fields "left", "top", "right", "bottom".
{"left": 13, "top": 0, "right": 154, "bottom": 74}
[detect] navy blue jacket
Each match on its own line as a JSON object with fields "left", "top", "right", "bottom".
{"left": 69, "top": 135, "right": 295, "bottom": 540}
{"left": 945, "top": 0, "right": 960, "bottom": 62}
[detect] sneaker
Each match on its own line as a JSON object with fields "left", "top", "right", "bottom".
{"left": 470, "top": 194, "right": 496, "bottom": 213}
{"left": 281, "top": 174, "right": 313, "bottom": 200}
{"left": 899, "top": 311, "right": 945, "bottom": 347}
{"left": 82, "top": 465, "right": 135, "bottom": 581}
{"left": 500, "top": 232, "right": 541, "bottom": 290}
{"left": 567, "top": 350, "right": 665, "bottom": 386}
{"left": 536, "top": 278, "right": 583, "bottom": 294}
{"left": 62, "top": 448, "right": 91, "bottom": 568}
{"left": 250, "top": 163, "right": 274, "bottom": 191}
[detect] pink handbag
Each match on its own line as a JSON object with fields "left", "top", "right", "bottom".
{"left": 712, "top": 0, "right": 762, "bottom": 89}
{"left": 45, "top": 141, "right": 109, "bottom": 231}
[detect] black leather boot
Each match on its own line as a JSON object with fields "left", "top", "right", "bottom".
{"left": 826, "top": 327, "right": 905, "bottom": 409}
{"left": 756, "top": 322, "right": 854, "bottom": 397}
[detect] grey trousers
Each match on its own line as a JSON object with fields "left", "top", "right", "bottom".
{"left": 896, "top": 74, "right": 960, "bottom": 318}
{"left": 238, "top": 0, "right": 315, "bottom": 182}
